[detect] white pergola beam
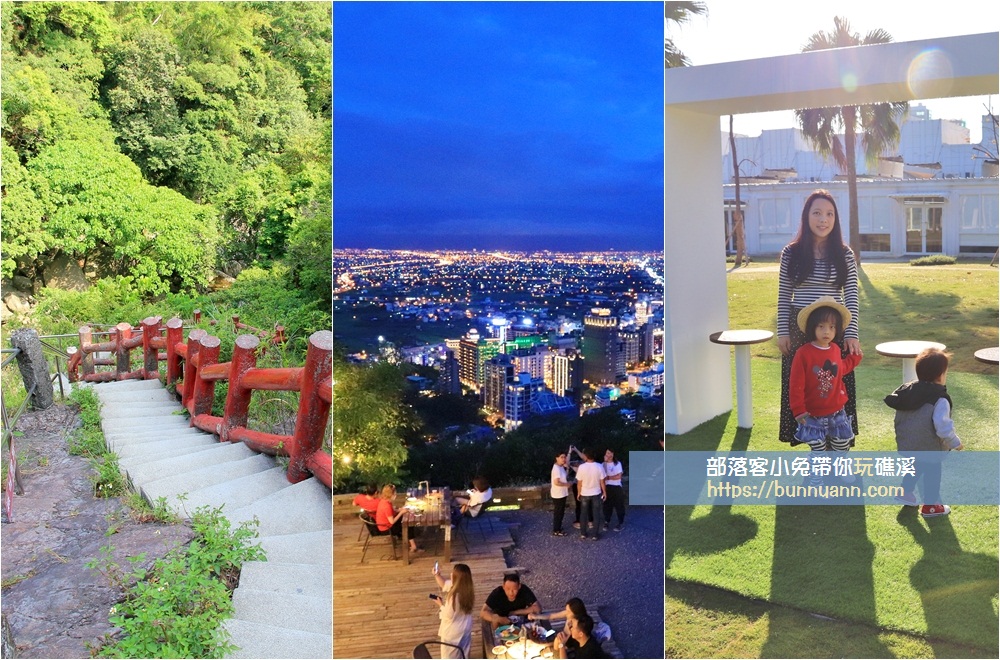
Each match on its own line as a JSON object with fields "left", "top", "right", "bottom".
{"left": 663, "top": 32, "right": 999, "bottom": 435}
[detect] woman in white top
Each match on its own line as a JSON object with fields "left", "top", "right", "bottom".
{"left": 432, "top": 563, "right": 475, "bottom": 658}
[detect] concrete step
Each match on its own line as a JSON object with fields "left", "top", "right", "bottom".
{"left": 105, "top": 428, "right": 204, "bottom": 452}
{"left": 115, "top": 434, "right": 219, "bottom": 460}
{"left": 256, "top": 530, "right": 332, "bottom": 565}
{"left": 238, "top": 561, "right": 331, "bottom": 599}
{"left": 164, "top": 467, "right": 292, "bottom": 518}
{"left": 227, "top": 478, "right": 331, "bottom": 537}
{"left": 102, "top": 414, "right": 190, "bottom": 432}
{"left": 221, "top": 618, "right": 331, "bottom": 659}
{"left": 89, "top": 379, "right": 164, "bottom": 394}
{"left": 100, "top": 401, "right": 180, "bottom": 419}
{"left": 114, "top": 437, "right": 224, "bottom": 469}
{"left": 231, "top": 588, "right": 331, "bottom": 634}
{"left": 95, "top": 388, "right": 176, "bottom": 405}
{"left": 121, "top": 442, "right": 258, "bottom": 487}
{"left": 141, "top": 454, "right": 277, "bottom": 504}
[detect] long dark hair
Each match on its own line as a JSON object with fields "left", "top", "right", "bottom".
{"left": 787, "top": 190, "right": 848, "bottom": 289}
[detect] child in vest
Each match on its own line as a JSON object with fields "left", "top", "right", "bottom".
{"left": 789, "top": 296, "right": 863, "bottom": 486}
{"left": 884, "top": 348, "right": 963, "bottom": 518}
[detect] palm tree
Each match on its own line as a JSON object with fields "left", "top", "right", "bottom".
{"left": 795, "top": 17, "right": 908, "bottom": 264}
{"left": 664, "top": 2, "right": 707, "bottom": 68}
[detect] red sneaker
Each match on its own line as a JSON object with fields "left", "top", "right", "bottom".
{"left": 920, "top": 504, "right": 951, "bottom": 518}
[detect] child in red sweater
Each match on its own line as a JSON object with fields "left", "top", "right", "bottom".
{"left": 789, "top": 297, "right": 863, "bottom": 485}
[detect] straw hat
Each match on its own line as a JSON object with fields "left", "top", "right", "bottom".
{"left": 797, "top": 296, "right": 851, "bottom": 333}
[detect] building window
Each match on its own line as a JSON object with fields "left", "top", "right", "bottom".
{"left": 859, "top": 234, "right": 891, "bottom": 252}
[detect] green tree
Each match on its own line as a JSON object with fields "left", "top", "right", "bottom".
{"left": 332, "top": 358, "right": 415, "bottom": 490}
{"left": 795, "top": 17, "right": 907, "bottom": 264}
{"left": 664, "top": 1, "right": 707, "bottom": 68}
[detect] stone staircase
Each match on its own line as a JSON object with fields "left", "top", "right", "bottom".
{"left": 88, "top": 379, "right": 332, "bottom": 659}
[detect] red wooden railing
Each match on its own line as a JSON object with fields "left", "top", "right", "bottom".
{"left": 67, "top": 316, "right": 332, "bottom": 488}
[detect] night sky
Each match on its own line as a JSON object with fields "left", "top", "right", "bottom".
{"left": 333, "top": 2, "right": 664, "bottom": 252}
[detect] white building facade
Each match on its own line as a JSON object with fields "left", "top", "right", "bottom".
{"left": 722, "top": 112, "right": 998, "bottom": 257}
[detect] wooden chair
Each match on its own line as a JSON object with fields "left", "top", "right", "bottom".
{"left": 359, "top": 511, "right": 397, "bottom": 563}
{"left": 412, "top": 640, "right": 465, "bottom": 658}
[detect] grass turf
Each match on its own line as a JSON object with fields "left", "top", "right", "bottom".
{"left": 666, "top": 262, "right": 999, "bottom": 656}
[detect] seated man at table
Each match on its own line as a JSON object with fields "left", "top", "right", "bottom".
{"left": 451, "top": 476, "right": 492, "bottom": 524}
{"left": 480, "top": 573, "right": 541, "bottom": 626}
{"left": 554, "top": 614, "right": 607, "bottom": 659}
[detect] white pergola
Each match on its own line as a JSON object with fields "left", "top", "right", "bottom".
{"left": 663, "top": 32, "right": 999, "bottom": 435}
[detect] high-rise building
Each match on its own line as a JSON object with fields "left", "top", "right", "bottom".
{"left": 482, "top": 353, "right": 516, "bottom": 412}
{"left": 552, "top": 351, "right": 585, "bottom": 401}
{"left": 504, "top": 372, "right": 545, "bottom": 431}
{"left": 619, "top": 327, "right": 642, "bottom": 367}
{"left": 457, "top": 329, "right": 502, "bottom": 392}
{"left": 583, "top": 309, "right": 623, "bottom": 385}
{"left": 437, "top": 349, "right": 461, "bottom": 395}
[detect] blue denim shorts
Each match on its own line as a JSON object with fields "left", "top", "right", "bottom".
{"left": 794, "top": 408, "right": 854, "bottom": 444}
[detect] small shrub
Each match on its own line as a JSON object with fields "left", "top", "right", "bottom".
{"left": 910, "top": 255, "right": 957, "bottom": 266}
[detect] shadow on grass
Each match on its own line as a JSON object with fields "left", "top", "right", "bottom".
{"left": 762, "top": 504, "right": 891, "bottom": 658}
{"left": 897, "top": 508, "right": 1000, "bottom": 657}
{"left": 665, "top": 416, "right": 759, "bottom": 569}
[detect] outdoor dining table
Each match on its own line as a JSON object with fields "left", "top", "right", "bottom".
{"left": 401, "top": 487, "right": 452, "bottom": 565}
{"left": 875, "top": 340, "right": 946, "bottom": 383}
{"left": 709, "top": 329, "right": 774, "bottom": 429}
{"left": 484, "top": 621, "right": 555, "bottom": 659}
{"left": 974, "top": 347, "right": 999, "bottom": 365}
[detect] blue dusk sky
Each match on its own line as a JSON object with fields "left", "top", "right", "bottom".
{"left": 333, "top": 2, "right": 664, "bottom": 252}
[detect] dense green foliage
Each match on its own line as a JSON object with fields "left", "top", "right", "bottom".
{"left": 1, "top": 1, "right": 331, "bottom": 299}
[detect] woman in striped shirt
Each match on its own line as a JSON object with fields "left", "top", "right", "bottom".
{"left": 777, "top": 190, "right": 862, "bottom": 445}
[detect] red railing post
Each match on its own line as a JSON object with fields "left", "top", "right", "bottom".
{"left": 113, "top": 322, "right": 132, "bottom": 378}
{"left": 191, "top": 334, "right": 221, "bottom": 417}
{"left": 141, "top": 316, "right": 162, "bottom": 380}
{"left": 165, "top": 317, "right": 184, "bottom": 386}
{"left": 181, "top": 329, "right": 207, "bottom": 410}
{"left": 79, "top": 326, "right": 94, "bottom": 378}
{"left": 286, "top": 330, "right": 332, "bottom": 483}
{"left": 221, "top": 335, "right": 260, "bottom": 442}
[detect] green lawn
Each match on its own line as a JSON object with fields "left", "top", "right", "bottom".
{"left": 666, "top": 262, "right": 999, "bottom": 657}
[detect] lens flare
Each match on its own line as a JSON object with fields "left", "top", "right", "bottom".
{"left": 907, "top": 49, "right": 954, "bottom": 98}
{"left": 841, "top": 72, "right": 858, "bottom": 93}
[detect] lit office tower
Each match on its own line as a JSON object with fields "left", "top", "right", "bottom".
{"left": 458, "top": 330, "right": 502, "bottom": 392}
{"left": 511, "top": 347, "right": 546, "bottom": 381}
{"left": 552, "top": 352, "right": 585, "bottom": 401}
{"left": 619, "top": 327, "right": 642, "bottom": 367}
{"left": 458, "top": 330, "right": 482, "bottom": 390}
{"left": 582, "top": 309, "right": 623, "bottom": 385}
{"left": 482, "top": 353, "right": 516, "bottom": 413}
{"left": 437, "top": 349, "right": 461, "bottom": 395}
{"left": 635, "top": 297, "right": 652, "bottom": 326}
{"left": 504, "top": 372, "right": 545, "bottom": 431}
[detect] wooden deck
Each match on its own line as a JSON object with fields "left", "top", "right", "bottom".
{"left": 334, "top": 511, "right": 625, "bottom": 659}
{"left": 334, "top": 513, "right": 514, "bottom": 658}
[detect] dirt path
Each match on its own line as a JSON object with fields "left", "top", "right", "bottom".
{"left": 1, "top": 403, "right": 194, "bottom": 659}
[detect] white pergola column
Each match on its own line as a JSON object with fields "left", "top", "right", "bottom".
{"left": 663, "top": 32, "right": 999, "bottom": 436}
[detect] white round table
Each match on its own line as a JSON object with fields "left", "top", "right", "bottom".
{"left": 974, "top": 347, "right": 999, "bottom": 365}
{"left": 710, "top": 329, "right": 774, "bottom": 429}
{"left": 875, "top": 340, "right": 946, "bottom": 383}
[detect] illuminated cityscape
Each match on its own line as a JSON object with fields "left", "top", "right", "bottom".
{"left": 334, "top": 249, "right": 664, "bottom": 426}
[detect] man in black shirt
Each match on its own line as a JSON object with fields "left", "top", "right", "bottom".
{"left": 555, "top": 614, "right": 606, "bottom": 659}
{"left": 481, "top": 573, "right": 542, "bottom": 626}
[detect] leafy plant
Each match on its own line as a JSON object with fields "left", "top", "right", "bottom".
{"left": 93, "top": 506, "right": 265, "bottom": 659}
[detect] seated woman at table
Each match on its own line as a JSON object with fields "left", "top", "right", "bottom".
{"left": 431, "top": 563, "right": 475, "bottom": 659}
{"left": 529, "top": 598, "right": 611, "bottom": 643}
{"left": 451, "top": 476, "right": 492, "bottom": 523}
{"left": 375, "top": 484, "right": 421, "bottom": 553}
{"left": 352, "top": 483, "right": 380, "bottom": 517}
{"left": 554, "top": 614, "right": 607, "bottom": 659}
